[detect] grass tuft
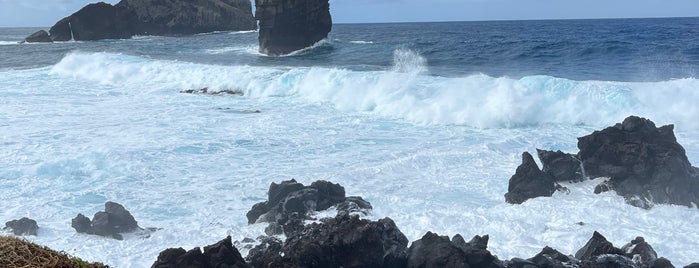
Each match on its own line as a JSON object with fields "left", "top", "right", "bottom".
{"left": 0, "top": 235, "right": 109, "bottom": 268}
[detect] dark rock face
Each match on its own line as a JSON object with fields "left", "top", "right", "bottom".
{"left": 260, "top": 215, "right": 409, "bottom": 268}
{"left": 246, "top": 179, "right": 372, "bottom": 236}
{"left": 537, "top": 149, "right": 584, "bottom": 182}
{"left": 407, "top": 232, "right": 504, "bottom": 268}
{"left": 152, "top": 236, "right": 249, "bottom": 268}
{"left": 4, "top": 217, "right": 39, "bottom": 236}
{"left": 255, "top": 0, "right": 332, "bottom": 56}
{"left": 575, "top": 231, "right": 624, "bottom": 260}
{"left": 24, "top": 30, "right": 53, "bottom": 43}
{"left": 528, "top": 246, "right": 576, "bottom": 268}
{"left": 71, "top": 201, "right": 140, "bottom": 240}
{"left": 38, "top": 0, "right": 256, "bottom": 42}
{"left": 505, "top": 152, "right": 558, "bottom": 204}
{"left": 578, "top": 116, "right": 699, "bottom": 208}
{"left": 621, "top": 237, "right": 658, "bottom": 266}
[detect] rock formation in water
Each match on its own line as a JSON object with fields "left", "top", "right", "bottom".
{"left": 71, "top": 201, "right": 141, "bottom": 240}
{"left": 23, "top": 30, "right": 52, "bottom": 43}
{"left": 507, "top": 115, "right": 699, "bottom": 208}
{"left": 28, "top": 0, "right": 256, "bottom": 42}
{"left": 505, "top": 152, "right": 561, "bottom": 204}
{"left": 4, "top": 217, "right": 39, "bottom": 236}
{"left": 151, "top": 236, "right": 249, "bottom": 268}
{"left": 254, "top": 0, "right": 332, "bottom": 55}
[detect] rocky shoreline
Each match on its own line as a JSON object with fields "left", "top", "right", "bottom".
{"left": 4, "top": 116, "right": 699, "bottom": 267}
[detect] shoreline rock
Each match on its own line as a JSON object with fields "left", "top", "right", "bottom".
{"left": 71, "top": 201, "right": 141, "bottom": 240}
{"left": 4, "top": 217, "right": 39, "bottom": 236}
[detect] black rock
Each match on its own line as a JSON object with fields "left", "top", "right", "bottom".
{"left": 4, "top": 217, "right": 39, "bottom": 236}
{"left": 649, "top": 257, "right": 675, "bottom": 268}
{"left": 246, "top": 236, "right": 283, "bottom": 268}
{"left": 41, "top": 0, "right": 256, "bottom": 42}
{"left": 24, "top": 30, "right": 53, "bottom": 43}
{"left": 71, "top": 201, "right": 140, "bottom": 240}
{"left": 537, "top": 149, "right": 583, "bottom": 182}
{"left": 152, "top": 236, "right": 249, "bottom": 268}
{"left": 577, "top": 116, "right": 699, "bottom": 208}
{"left": 528, "top": 246, "right": 576, "bottom": 268}
{"left": 683, "top": 263, "right": 699, "bottom": 268}
{"left": 267, "top": 215, "right": 408, "bottom": 268}
{"left": 505, "top": 152, "right": 557, "bottom": 204}
{"left": 575, "top": 231, "right": 624, "bottom": 260}
{"left": 255, "top": 0, "right": 332, "bottom": 56}
{"left": 407, "top": 232, "right": 504, "bottom": 268}
{"left": 310, "top": 180, "right": 346, "bottom": 210}
{"left": 506, "top": 258, "right": 539, "bottom": 268}
{"left": 581, "top": 254, "right": 636, "bottom": 268}
{"left": 620, "top": 237, "right": 657, "bottom": 265}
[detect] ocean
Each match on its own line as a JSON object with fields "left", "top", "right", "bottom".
{"left": 1, "top": 18, "right": 699, "bottom": 267}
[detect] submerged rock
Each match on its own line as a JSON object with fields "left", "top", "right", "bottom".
{"left": 71, "top": 201, "right": 141, "bottom": 240}
{"left": 36, "top": 0, "right": 256, "bottom": 42}
{"left": 4, "top": 217, "right": 39, "bottom": 236}
{"left": 578, "top": 116, "right": 699, "bottom": 208}
{"left": 505, "top": 152, "right": 558, "bottom": 204}
{"left": 255, "top": 0, "right": 332, "bottom": 56}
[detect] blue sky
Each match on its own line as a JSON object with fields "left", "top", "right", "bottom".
{"left": 0, "top": 0, "right": 698, "bottom": 27}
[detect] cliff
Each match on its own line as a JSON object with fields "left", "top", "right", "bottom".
{"left": 255, "top": 0, "right": 332, "bottom": 56}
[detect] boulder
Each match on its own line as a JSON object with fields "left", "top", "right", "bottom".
{"left": 263, "top": 215, "right": 409, "bottom": 268}
{"left": 246, "top": 179, "right": 372, "bottom": 234}
{"left": 255, "top": 0, "right": 332, "bottom": 55}
{"left": 71, "top": 201, "right": 140, "bottom": 240}
{"left": 505, "top": 152, "right": 558, "bottom": 204}
{"left": 38, "top": 0, "right": 256, "bottom": 42}
{"left": 581, "top": 254, "right": 636, "bottom": 268}
{"left": 537, "top": 149, "right": 584, "bottom": 182}
{"left": 4, "top": 217, "right": 39, "bottom": 236}
{"left": 649, "top": 257, "right": 675, "bottom": 268}
{"left": 152, "top": 236, "right": 249, "bottom": 268}
{"left": 24, "top": 30, "right": 52, "bottom": 43}
{"left": 246, "top": 236, "right": 283, "bottom": 268}
{"left": 575, "top": 231, "right": 624, "bottom": 260}
{"left": 407, "top": 232, "right": 504, "bottom": 268}
{"left": 577, "top": 116, "right": 699, "bottom": 208}
{"left": 528, "top": 246, "right": 576, "bottom": 268}
{"left": 684, "top": 263, "right": 699, "bottom": 268}
{"left": 620, "top": 237, "right": 657, "bottom": 266}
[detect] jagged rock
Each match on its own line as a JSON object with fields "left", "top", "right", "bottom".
{"left": 649, "top": 257, "right": 674, "bottom": 268}
{"left": 684, "top": 263, "right": 699, "bottom": 268}
{"left": 594, "top": 180, "right": 613, "bottom": 194}
{"left": 578, "top": 116, "right": 699, "bottom": 208}
{"left": 529, "top": 246, "right": 576, "bottom": 268}
{"left": 537, "top": 149, "right": 584, "bottom": 182}
{"left": 407, "top": 232, "right": 504, "bottom": 268}
{"left": 152, "top": 236, "right": 249, "bottom": 268}
{"left": 575, "top": 231, "right": 624, "bottom": 260}
{"left": 4, "top": 217, "right": 39, "bottom": 236}
{"left": 246, "top": 179, "right": 372, "bottom": 232}
{"left": 581, "top": 254, "right": 637, "bottom": 268}
{"left": 505, "top": 152, "right": 557, "bottom": 204}
{"left": 337, "top": 196, "right": 373, "bottom": 216}
{"left": 38, "top": 0, "right": 256, "bottom": 42}
{"left": 71, "top": 201, "right": 140, "bottom": 240}
{"left": 180, "top": 88, "right": 244, "bottom": 95}
{"left": 246, "top": 236, "right": 283, "bottom": 267}
{"left": 506, "top": 258, "right": 539, "bottom": 268}
{"left": 255, "top": 0, "right": 332, "bottom": 56}
{"left": 621, "top": 237, "right": 657, "bottom": 266}
{"left": 24, "top": 30, "right": 52, "bottom": 43}
{"left": 264, "top": 215, "right": 408, "bottom": 268}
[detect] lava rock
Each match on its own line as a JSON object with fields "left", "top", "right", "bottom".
{"left": 4, "top": 217, "right": 39, "bottom": 236}
{"left": 407, "top": 232, "right": 504, "bottom": 268}
{"left": 529, "top": 246, "right": 576, "bottom": 268}
{"left": 649, "top": 257, "right": 675, "bottom": 268}
{"left": 265, "top": 215, "right": 409, "bottom": 268}
{"left": 152, "top": 236, "right": 249, "bottom": 268}
{"left": 581, "top": 254, "right": 637, "bottom": 268}
{"left": 255, "top": 0, "right": 332, "bottom": 56}
{"left": 24, "top": 30, "right": 53, "bottom": 43}
{"left": 246, "top": 179, "right": 372, "bottom": 232}
{"left": 621, "top": 237, "right": 657, "bottom": 266}
{"left": 246, "top": 236, "right": 283, "bottom": 268}
{"left": 39, "top": 0, "right": 256, "bottom": 42}
{"left": 505, "top": 152, "right": 557, "bottom": 204}
{"left": 577, "top": 116, "right": 699, "bottom": 208}
{"left": 506, "top": 258, "right": 539, "bottom": 268}
{"left": 575, "top": 231, "right": 624, "bottom": 260}
{"left": 684, "top": 263, "right": 699, "bottom": 268}
{"left": 537, "top": 149, "right": 584, "bottom": 182}
{"left": 71, "top": 201, "right": 140, "bottom": 240}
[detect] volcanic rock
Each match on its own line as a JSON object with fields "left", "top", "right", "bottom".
{"left": 528, "top": 246, "right": 577, "bottom": 268}
{"left": 577, "top": 116, "right": 699, "bottom": 208}
{"left": 4, "top": 217, "right": 39, "bottom": 236}
{"left": 71, "top": 201, "right": 140, "bottom": 240}
{"left": 246, "top": 179, "right": 372, "bottom": 232}
{"left": 505, "top": 152, "right": 558, "bottom": 204}
{"left": 255, "top": 0, "right": 332, "bottom": 55}
{"left": 575, "top": 231, "right": 624, "bottom": 260}
{"left": 407, "top": 232, "right": 504, "bottom": 268}
{"left": 621, "top": 237, "right": 658, "bottom": 266}
{"left": 24, "top": 30, "right": 52, "bottom": 43}
{"left": 260, "top": 215, "right": 409, "bottom": 268}
{"left": 537, "top": 149, "right": 584, "bottom": 182}
{"left": 152, "top": 236, "right": 249, "bottom": 268}
{"left": 38, "top": 0, "right": 256, "bottom": 42}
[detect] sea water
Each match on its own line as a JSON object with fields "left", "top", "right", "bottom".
{"left": 1, "top": 18, "right": 699, "bottom": 267}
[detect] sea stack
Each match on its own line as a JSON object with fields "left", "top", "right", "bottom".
{"left": 255, "top": 0, "right": 332, "bottom": 56}
{"left": 28, "top": 0, "right": 256, "bottom": 42}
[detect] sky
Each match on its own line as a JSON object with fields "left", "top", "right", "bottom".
{"left": 0, "top": 0, "right": 698, "bottom": 27}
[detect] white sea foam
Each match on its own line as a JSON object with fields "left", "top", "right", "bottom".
{"left": 203, "top": 45, "right": 259, "bottom": 55}
{"left": 349, "top": 40, "right": 375, "bottom": 44}
{"left": 0, "top": 40, "right": 21, "bottom": 45}
{"left": 1, "top": 53, "right": 699, "bottom": 266}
